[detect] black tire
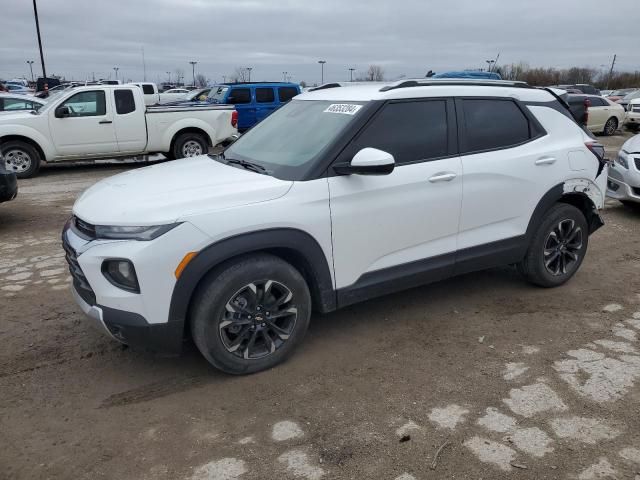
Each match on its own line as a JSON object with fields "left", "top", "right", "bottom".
{"left": 191, "top": 253, "right": 311, "bottom": 375}
{"left": 621, "top": 200, "right": 640, "bottom": 211}
{"left": 603, "top": 117, "right": 618, "bottom": 136}
{"left": 1, "top": 141, "right": 41, "bottom": 179}
{"left": 518, "top": 203, "right": 589, "bottom": 288}
{"left": 171, "top": 132, "right": 208, "bottom": 159}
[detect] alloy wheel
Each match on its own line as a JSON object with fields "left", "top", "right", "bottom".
{"left": 604, "top": 118, "right": 617, "bottom": 136}
{"left": 543, "top": 219, "right": 583, "bottom": 276}
{"left": 219, "top": 280, "right": 298, "bottom": 360}
{"left": 181, "top": 140, "right": 203, "bottom": 157}
{"left": 4, "top": 149, "right": 32, "bottom": 173}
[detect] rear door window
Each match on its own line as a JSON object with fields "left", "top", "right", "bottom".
{"left": 278, "top": 86, "right": 299, "bottom": 103}
{"left": 256, "top": 87, "right": 275, "bottom": 103}
{"left": 228, "top": 88, "right": 251, "bottom": 104}
{"left": 142, "top": 84, "right": 155, "bottom": 95}
{"left": 115, "top": 89, "right": 136, "bottom": 114}
{"left": 461, "top": 99, "right": 532, "bottom": 153}
{"left": 351, "top": 100, "right": 449, "bottom": 165}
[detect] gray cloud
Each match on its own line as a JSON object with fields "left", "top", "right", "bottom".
{"left": 1, "top": 0, "right": 636, "bottom": 85}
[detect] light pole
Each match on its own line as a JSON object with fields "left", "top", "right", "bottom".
{"left": 349, "top": 68, "right": 355, "bottom": 82}
{"left": 113, "top": 66, "right": 119, "bottom": 82}
{"left": 189, "top": 61, "right": 197, "bottom": 86}
{"left": 32, "top": 0, "right": 47, "bottom": 82}
{"left": 318, "top": 60, "right": 326, "bottom": 84}
{"left": 283, "top": 71, "right": 288, "bottom": 82}
{"left": 27, "top": 60, "right": 35, "bottom": 82}
{"left": 485, "top": 60, "right": 495, "bottom": 72}
{"left": 166, "top": 71, "right": 171, "bottom": 84}
{"left": 247, "top": 67, "right": 252, "bottom": 82}
{"left": 222, "top": 75, "right": 227, "bottom": 83}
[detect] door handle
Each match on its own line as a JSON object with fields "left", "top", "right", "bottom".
{"left": 428, "top": 172, "right": 457, "bottom": 183}
{"left": 99, "top": 120, "right": 113, "bottom": 124}
{"left": 535, "top": 157, "right": 556, "bottom": 165}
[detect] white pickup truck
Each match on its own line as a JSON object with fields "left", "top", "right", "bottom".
{"left": 0, "top": 85, "right": 238, "bottom": 178}
{"left": 129, "top": 83, "right": 190, "bottom": 106}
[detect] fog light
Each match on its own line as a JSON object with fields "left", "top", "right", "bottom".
{"left": 102, "top": 259, "right": 140, "bottom": 293}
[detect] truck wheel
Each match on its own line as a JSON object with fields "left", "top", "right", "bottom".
{"left": 517, "top": 203, "right": 589, "bottom": 288}
{"left": 2, "top": 141, "right": 41, "bottom": 179}
{"left": 172, "top": 133, "right": 208, "bottom": 159}
{"left": 191, "top": 253, "right": 311, "bottom": 375}
{"left": 603, "top": 117, "right": 618, "bottom": 136}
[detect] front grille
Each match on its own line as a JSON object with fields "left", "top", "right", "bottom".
{"left": 73, "top": 216, "right": 97, "bottom": 239}
{"left": 632, "top": 105, "right": 640, "bottom": 113}
{"left": 62, "top": 232, "right": 96, "bottom": 306}
{"left": 635, "top": 157, "right": 640, "bottom": 171}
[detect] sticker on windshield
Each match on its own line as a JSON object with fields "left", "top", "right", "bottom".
{"left": 324, "top": 104, "right": 362, "bottom": 115}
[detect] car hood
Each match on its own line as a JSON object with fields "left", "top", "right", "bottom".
{"left": 622, "top": 134, "right": 640, "bottom": 153}
{"left": 73, "top": 156, "right": 293, "bottom": 225}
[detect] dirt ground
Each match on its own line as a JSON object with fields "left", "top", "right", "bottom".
{"left": 2, "top": 133, "right": 640, "bottom": 480}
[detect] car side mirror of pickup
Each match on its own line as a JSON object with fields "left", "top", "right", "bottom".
{"left": 333, "top": 148, "right": 395, "bottom": 176}
{"left": 55, "top": 106, "right": 71, "bottom": 118}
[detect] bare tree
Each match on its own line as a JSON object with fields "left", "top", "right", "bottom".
{"left": 195, "top": 73, "right": 208, "bottom": 88}
{"left": 299, "top": 80, "right": 307, "bottom": 88}
{"left": 233, "top": 67, "right": 250, "bottom": 83}
{"left": 365, "top": 65, "right": 385, "bottom": 82}
{"left": 174, "top": 68, "right": 185, "bottom": 86}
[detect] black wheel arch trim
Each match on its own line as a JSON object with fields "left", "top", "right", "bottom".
{"left": 168, "top": 228, "right": 336, "bottom": 339}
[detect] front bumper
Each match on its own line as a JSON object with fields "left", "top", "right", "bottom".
{"left": 62, "top": 219, "right": 210, "bottom": 354}
{"left": 607, "top": 157, "right": 640, "bottom": 203}
{"left": 624, "top": 111, "right": 640, "bottom": 126}
{"left": 0, "top": 172, "right": 17, "bottom": 203}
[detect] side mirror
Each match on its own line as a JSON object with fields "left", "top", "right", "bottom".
{"left": 55, "top": 106, "right": 70, "bottom": 118}
{"left": 334, "top": 148, "right": 395, "bottom": 176}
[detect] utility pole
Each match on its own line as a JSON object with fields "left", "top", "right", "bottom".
{"left": 485, "top": 60, "right": 495, "bottom": 72}
{"left": 27, "top": 60, "right": 35, "bottom": 82}
{"left": 113, "top": 67, "right": 119, "bottom": 82}
{"left": 142, "top": 46, "right": 146, "bottom": 81}
{"left": 283, "top": 71, "right": 288, "bottom": 82}
{"left": 32, "top": 0, "right": 47, "bottom": 81}
{"left": 222, "top": 75, "right": 227, "bottom": 83}
{"left": 318, "top": 60, "right": 326, "bottom": 84}
{"left": 189, "top": 61, "right": 197, "bottom": 86}
{"left": 247, "top": 67, "right": 252, "bottom": 82}
{"left": 606, "top": 54, "right": 617, "bottom": 90}
{"left": 349, "top": 68, "right": 355, "bottom": 82}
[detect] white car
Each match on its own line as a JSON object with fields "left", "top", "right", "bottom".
{"left": 607, "top": 134, "right": 640, "bottom": 208}
{"left": 129, "top": 83, "right": 191, "bottom": 105}
{"left": 624, "top": 98, "right": 640, "bottom": 131}
{"left": 0, "top": 93, "right": 45, "bottom": 114}
{"left": 0, "top": 85, "right": 238, "bottom": 178}
{"left": 580, "top": 94, "right": 626, "bottom": 135}
{"left": 65, "top": 79, "right": 608, "bottom": 374}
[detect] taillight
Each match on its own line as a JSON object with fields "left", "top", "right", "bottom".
{"left": 583, "top": 98, "right": 590, "bottom": 125}
{"left": 586, "top": 141, "right": 608, "bottom": 176}
{"left": 231, "top": 110, "right": 238, "bottom": 128}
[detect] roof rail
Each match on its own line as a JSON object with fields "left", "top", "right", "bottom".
{"left": 379, "top": 79, "right": 532, "bottom": 92}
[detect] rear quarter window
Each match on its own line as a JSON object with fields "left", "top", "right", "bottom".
{"left": 461, "top": 99, "right": 534, "bottom": 153}
{"left": 278, "top": 86, "right": 299, "bottom": 103}
{"left": 228, "top": 88, "right": 252, "bottom": 104}
{"left": 142, "top": 84, "right": 155, "bottom": 95}
{"left": 115, "top": 89, "right": 136, "bottom": 114}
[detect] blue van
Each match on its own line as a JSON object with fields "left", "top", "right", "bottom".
{"left": 206, "top": 82, "right": 301, "bottom": 131}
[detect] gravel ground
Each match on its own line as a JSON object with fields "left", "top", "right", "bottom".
{"left": 1, "top": 132, "right": 640, "bottom": 480}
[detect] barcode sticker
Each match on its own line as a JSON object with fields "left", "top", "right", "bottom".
{"left": 324, "top": 104, "right": 362, "bottom": 115}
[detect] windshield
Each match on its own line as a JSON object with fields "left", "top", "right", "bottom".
{"left": 224, "top": 99, "right": 365, "bottom": 180}
{"left": 186, "top": 88, "right": 209, "bottom": 101}
{"left": 622, "top": 90, "right": 640, "bottom": 101}
{"left": 207, "top": 86, "right": 229, "bottom": 103}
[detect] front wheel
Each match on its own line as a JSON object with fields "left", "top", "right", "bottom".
{"left": 2, "top": 141, "right": 41, "bottom": 178}
{"left": 191, "top": 254, "right": 311, "bottom": 374}
{"left": 518, "top": 203, "right": 589, "bottom": 288}
{"left": 172, "top": 132, "right": 208, "bottom": 159}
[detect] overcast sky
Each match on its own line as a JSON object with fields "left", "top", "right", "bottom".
{"left": 1, "top": 0, "right": 637, "bottom": 85}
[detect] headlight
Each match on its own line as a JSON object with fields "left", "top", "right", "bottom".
{"left": 95, "top": 223, "right": 180, "bottom": 241}
{"left": 616, "top": 152, "right": 628, "bottom": 169}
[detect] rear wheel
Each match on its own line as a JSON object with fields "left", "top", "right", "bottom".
{"left": 2, "top": 141, "right": 41, "bottom": 178}
{"left": 518, "top": 203, "right": 589, "bottom": 287}
{"left": 191, "top": 254, "right": 311, "bottom": 374}
{"left": 603, "top": 117, "right": 618, "bottom": 136}
{"left": 172, "top": 132, "right": 208, "bottom": 159}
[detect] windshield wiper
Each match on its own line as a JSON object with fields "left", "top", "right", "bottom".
{"left": 225, "top": 158, "right": 267, "bottom": 174}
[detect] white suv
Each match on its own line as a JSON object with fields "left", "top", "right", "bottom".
{"left": 64, "top": 80, "right": 609, "bottom": 374}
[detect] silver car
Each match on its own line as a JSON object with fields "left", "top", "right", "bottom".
{"left": 607, "top": 134, "right": 640, "bottom": 209}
